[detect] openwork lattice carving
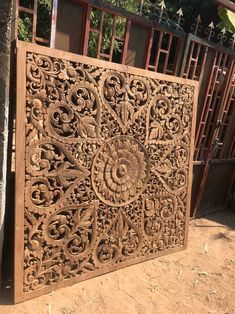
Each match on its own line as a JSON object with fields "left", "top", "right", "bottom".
{"left": 15, "top": 42, "right": 197, "bottom": 301}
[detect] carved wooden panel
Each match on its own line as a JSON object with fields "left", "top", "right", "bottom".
{"left": 15, "top": 41, "right": 198, "bottom": 302}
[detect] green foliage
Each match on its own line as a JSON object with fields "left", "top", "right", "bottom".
{"left": 37, "top": 0, "right": 52, "bottom": 39}
{"left": 103, "top": 0, "right": 144, "bottom": 14}
{"left": 18, "top": 0, "right": 51, "bottom": 41}
{"left": 218, "top": 7, "right": 235, "bottom": 33}
{"left": 97, "top": 0, "right": 144, "bottom": 57}
{"left": 101, "top": 13, "right": 114, "bottom": 53}
{"left": 89, "top": 9, "right": 127, "bottom": 58}
{"left": 18, "top": 13, "right": 32, "bottom": 42}
{"left": 88, "top": 32, "right": 99, "bottom": 58}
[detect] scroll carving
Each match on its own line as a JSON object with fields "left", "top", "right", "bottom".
{"left": 100, "top": 72, "right": 150, "bottom": 132}
{"left": 93, "top": 210, "right": 142, "bottom": 268}
{"left": 18, "top": 49, "right": 196, "bottom": 298}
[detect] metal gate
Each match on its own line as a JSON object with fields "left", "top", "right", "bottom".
{"left": 15, "top": 41, "right": 197, "bottom": 302}
{"left": 13, "top": 0, "right": 235, "bottom": 219}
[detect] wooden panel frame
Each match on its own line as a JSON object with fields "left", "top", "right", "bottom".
{"left": 15, "top": 40, "right": 198, "bottom": 303}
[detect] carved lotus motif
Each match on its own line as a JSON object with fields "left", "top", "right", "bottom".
{"left": 92, "top": 136, "right": 150, "bottom": 206}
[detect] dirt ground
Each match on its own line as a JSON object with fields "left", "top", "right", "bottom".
{"left": 1, "top": 209, "right": 235, "bottom": 314}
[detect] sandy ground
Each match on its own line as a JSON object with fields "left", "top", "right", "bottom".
{"left": 0, "top": 210, "right": 235, "bottom": 314}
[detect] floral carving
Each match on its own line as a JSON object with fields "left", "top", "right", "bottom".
{"left": 45, "top": 83, "right": 101, "bottom": 143}
{"left": 93, "top": 211, "right": 142, "bottom": 268}
{"left": 101, "top": 72, "right": 150, "bottom": 132}
{"left": 43, "top": 202, "right": 98, "bottom": 261}
{"left": 18, "top": 48, "right": 196, "bottom": 297}
{"left": 92, "top": 136, "right": 150, "bottom": 206}
{"left": 146, "top": 96, "right": 183, "bottom": 145}
{"left": 150, "top": 143, "right": 189, "bottom": 195}
{"left": 25, "top": 139, "right": 89, "bottom": 214}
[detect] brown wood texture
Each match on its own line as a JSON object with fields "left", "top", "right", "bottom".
{"left": 55, "top": 0, "right": 86, "bottom": 54}
{"left": 15, "top": 40, "right": 198, "bottom": 303}
{"left": 125, "top": 23, "right": 149, "bottom": 68}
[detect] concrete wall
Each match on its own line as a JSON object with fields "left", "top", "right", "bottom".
{"left": 0, "top": 0, "right": 13, "bottom": 282}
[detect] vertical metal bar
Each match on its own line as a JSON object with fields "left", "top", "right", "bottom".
{"left": 142, "top": 27, "right": 152, "bottom": 70}
{"left": 190, "top": 43, "right": 201, "bottom": 80}
{"left": 184, "top": 42, "right": 195, "bottom": 78}
{"left": 197, "top": 45, "right": 208, "bottom": 84}
{"left": 228, "top": 136, "right": 235, "bottom": 158}
{"left": 97, "top": 11, "right": 104, "bottom": 59}
{"left": 162, "top": 34, "right": 172, "bottom": 73}
{"left": 32, "top": 0, "right": 38, "bottom": 43}
{"left": 110, "top": 15, "right": 116, "bottom": 61}
{"left": 82, "top": 4, "right": 91, "bottom": 56}
{"left": 194, "top": 50, "right": 218, "bottom": 160}
{"left": 145, "top": 27, "right": 154, "bottom": 69}
{"left": 49, "top": 0, "right": 58, "bottom": 48}
{"left": 220, "top": 110, "right": 235, "bottom": 158}
{"left": 201, "top": 53, "right": 225, "bottom": 157}
{"left": 121, "top": 19, "right": 131, "bottom": 64}
{"left": 206, "top": 54, "right": 228, "bottom": 132}
{"left": 179, "top": 34, "right": 191, "bottom": 78}
{"left": 216, "top": 59, "right": 235, "bottom": 158}
{"left": 229, "top": 141, "right": 235, "bottom": 157}
{"left": 192, "top": 155, "right": 211, "bottom": 217}
{"left": 209, "top": 67, "right": 230, "bottom": 157}
{"left": 195, "top": 48, "right": 218, "bottom": 161}
{"left": 174, "top": 37, "right": 184, "bottom": 76}
{"left": 220, "top": 66, "right": 235, "bottom": 158}
{"left": 154, "top": 31, "right": 163, "bottom": 72}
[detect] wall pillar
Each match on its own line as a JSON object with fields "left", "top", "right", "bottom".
{"left": 0, "top": 0, "right": 14, "bottom": 283}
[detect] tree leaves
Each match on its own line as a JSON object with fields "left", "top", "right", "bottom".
{"left": 18, "top": 0, "right": 51, "bottom": 41}
{"left": 218, "top": 7, "right": 235, "bottom": 33}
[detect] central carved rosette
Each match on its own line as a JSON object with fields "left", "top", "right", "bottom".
{"left": 92, "top": 136, "right": 150, "bottom": 206}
